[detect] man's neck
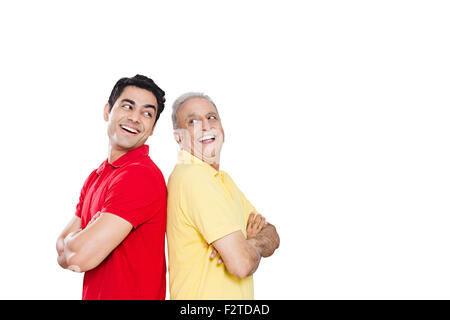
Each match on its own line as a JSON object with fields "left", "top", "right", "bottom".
{"left": 201, "top": 155, "right": 220, "bottom": 171}
{"left": 108, "top": 145, "right": 128, "bottom": 164}
{"left": 211, "top": 162, "right": 219, "bottom": 171}
{"left": 183, "top": 148, "right": 220, "bottom": 171}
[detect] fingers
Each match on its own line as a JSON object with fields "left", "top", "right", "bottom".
{"left": 246, "top": 212, "right": 256, "bottom": 234}
{"left": 257, "top": 215, "right": 266, "bottom": 232}
{"left": 247, "top": 212, "right": 266, "bottom": 238}
{"left": 248, "top": 212, "right": 257, "bottom": 224}
{"left": 254, "top": 214, "right": 264, "bottom": 228}
{"left": 206, "top": 243, "right": 222, "bottom": 264}
{"left": 211, "top": 249, "right": 222, "bottom": 264}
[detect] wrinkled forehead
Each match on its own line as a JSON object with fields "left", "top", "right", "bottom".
{"left": 177, "top": 97, "right": 219, "bottom": 120}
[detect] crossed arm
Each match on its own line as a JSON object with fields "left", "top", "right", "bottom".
{"left": 210, "top": 212, "right": 280, "bottom": 279}
{"left": 56, "top": 213, "right": 133, "bottom": 272}
{"left": 58, "top": 210, "right": 279, "bottom": 279}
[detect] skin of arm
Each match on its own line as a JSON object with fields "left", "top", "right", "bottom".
{"left": 248, "top": 222, "right": 280, "bottom": 258}
{"left": 56, "top": 213, "right": 133, "bottom": 272}
{"left": 212, "top": 230, "right": 262, "bottom": 279}
{"left": 211, "top": 213, "right": 280, "bottom": 279}
{"left": 56, "top": 216, "right": 82, "bottom": 269}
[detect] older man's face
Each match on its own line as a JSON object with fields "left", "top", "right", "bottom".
{"left": 175, "top": 97, "right": 224, "bottom": 167}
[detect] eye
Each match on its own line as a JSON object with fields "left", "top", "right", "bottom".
{"left": 208, "top": 115, "right": 217, "bottom": 120}
{"left": 122, "top": 104, "right": 132, "bottom": 110}
{"left": 143, "top": 111, "right": 153, "bottom": 118}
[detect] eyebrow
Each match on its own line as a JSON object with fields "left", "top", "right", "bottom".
{"left": 120, "top": 98, "right": 136, "bottom": 105}
{"left": 121, "top": 99, "right": 156, "bottom": 111}
{"left": 187, "top": 111, "right": 217, "bottom": 117}
{"left": 186, "top": 112, "right": 200, "bottom": 118}
{"left": 143, "top": 104, "right": 156, "bottom": 111}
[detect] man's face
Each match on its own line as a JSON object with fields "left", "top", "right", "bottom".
{"left": 175, "top": 97, "right": 225, "bottom": 166}
{"left": 104, "top": 85, "right": 158, "bottom": 153}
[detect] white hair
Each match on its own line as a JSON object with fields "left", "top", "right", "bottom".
{"left": 171, "top": 92, "right": 218, "bottom": 129}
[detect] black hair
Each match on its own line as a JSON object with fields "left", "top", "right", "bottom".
{"left": 108, "top": 74, "right": 166, "bottom": 122}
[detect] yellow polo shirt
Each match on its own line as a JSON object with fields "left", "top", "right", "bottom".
{"left": 167, "top": 150, "right": 257, "bottom": 300}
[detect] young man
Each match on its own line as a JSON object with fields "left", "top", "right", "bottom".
{"left": 56, "top": 75, "right": 167, "bottom": 300}
{"left": 167, "top": 92, "right": 280, "bottom": 299}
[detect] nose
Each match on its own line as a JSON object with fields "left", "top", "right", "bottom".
{"left": 201, "top": 118, "right": 211, "bottom": 131}
{"left": 128, "top": 109, "right": 141, "bottom": 123}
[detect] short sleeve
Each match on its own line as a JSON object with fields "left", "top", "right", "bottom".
{"left": 101, "top": 165, "right": 166, "bottom": 228}
{"left": 181, "top": 168, "right": 242, "bottom": 244}
{"left": 238, "top": 190, "right": 259, "bottom": 224}
{"left": 75, "top": 170, "right": 97, "bottom": 218}
{"left": 223, "top": 172, "right": 259, "bottom": 224}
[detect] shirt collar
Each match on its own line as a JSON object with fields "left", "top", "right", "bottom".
{"left": 177, "top": 149, "right": 223, "bottom": 178}
{"left": 97, "top": 144, "right": 149, "bottom": 175}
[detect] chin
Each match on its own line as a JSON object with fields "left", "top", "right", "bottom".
{"left": 195, "top": 148, "right": 221, "bottom": 164}
{"left": 114, "top": 139, "right": 141, "bottom": 151}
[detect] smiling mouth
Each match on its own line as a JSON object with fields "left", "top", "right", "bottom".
{"left": 120, "top": 124, "right": 140, "bottom": 135}
{"left": 199, "top": 135, "right": 216, "bottom": 144}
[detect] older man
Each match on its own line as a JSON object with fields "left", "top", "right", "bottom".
{"left": 167, "top": 92, "right": 280, "bottom": 299}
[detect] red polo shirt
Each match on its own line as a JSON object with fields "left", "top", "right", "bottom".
{"left": 75, "top": 145, "right": 167, "bottom": 300}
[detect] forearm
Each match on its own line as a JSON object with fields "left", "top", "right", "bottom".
{"left": 56, "top": 214, "right": 101, "bottom": 272}
{"left": 244, "top": 241, "right": 262, "bottom": 277}
{"left": 57, "top": 249, "right": 69, "bottom": 269}
{"left": 247, "top": 223, "right": 280, "bottom": 258}
{"left": 62, "top": 228, "right": 99, "bottom": 272}
{"left": 213, "top": 230, "right": 262, "bottom": 279}
{"left": 57, "top": 213, "right": 133, "bottom": 273}
{"left": 57, "top": 251, "right": 78, "bottom": 271}
{"left": 57, "top": 229, "right": 83, "bottom": 271}
{"left": 56, "top": 216, "right": 82, "bottom": 270}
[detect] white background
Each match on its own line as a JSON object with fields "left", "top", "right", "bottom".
{"left": 0, "top": 1, "right": 449, "bottom": 299}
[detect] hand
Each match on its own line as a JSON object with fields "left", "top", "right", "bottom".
{"left": 57, "top": 228, "right": 82, "bottom": 269}
{"left": 246, "top": 212, "right": 267, "bottom": 239}
{"left": 205, "top": 242, "right": 222, "bottom": 264}
{"left": 63, "top": 228, "right": 82, "bottom": 246}
{"left": 56, "top": 237, "right": 65, "bottom": 256}
{"left": 57, "top": 252, "right": 69, "bottom": 269}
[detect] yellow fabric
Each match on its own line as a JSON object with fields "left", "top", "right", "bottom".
{"left": 167, "top": 149, "right": 257, "bottom": 299}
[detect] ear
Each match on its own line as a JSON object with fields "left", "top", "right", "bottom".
{"left": 173, "top": 130, "right": 182, "bottom": 145}
{"left": 148, "top": 121, "right": 157, "bottom": 136}
{"left": 103, "top": 103, "right": 110, "bottom": 122}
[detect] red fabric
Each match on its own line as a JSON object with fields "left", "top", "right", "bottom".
{"left": 75, "top": 145, "right": 167, "bottom": 300}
